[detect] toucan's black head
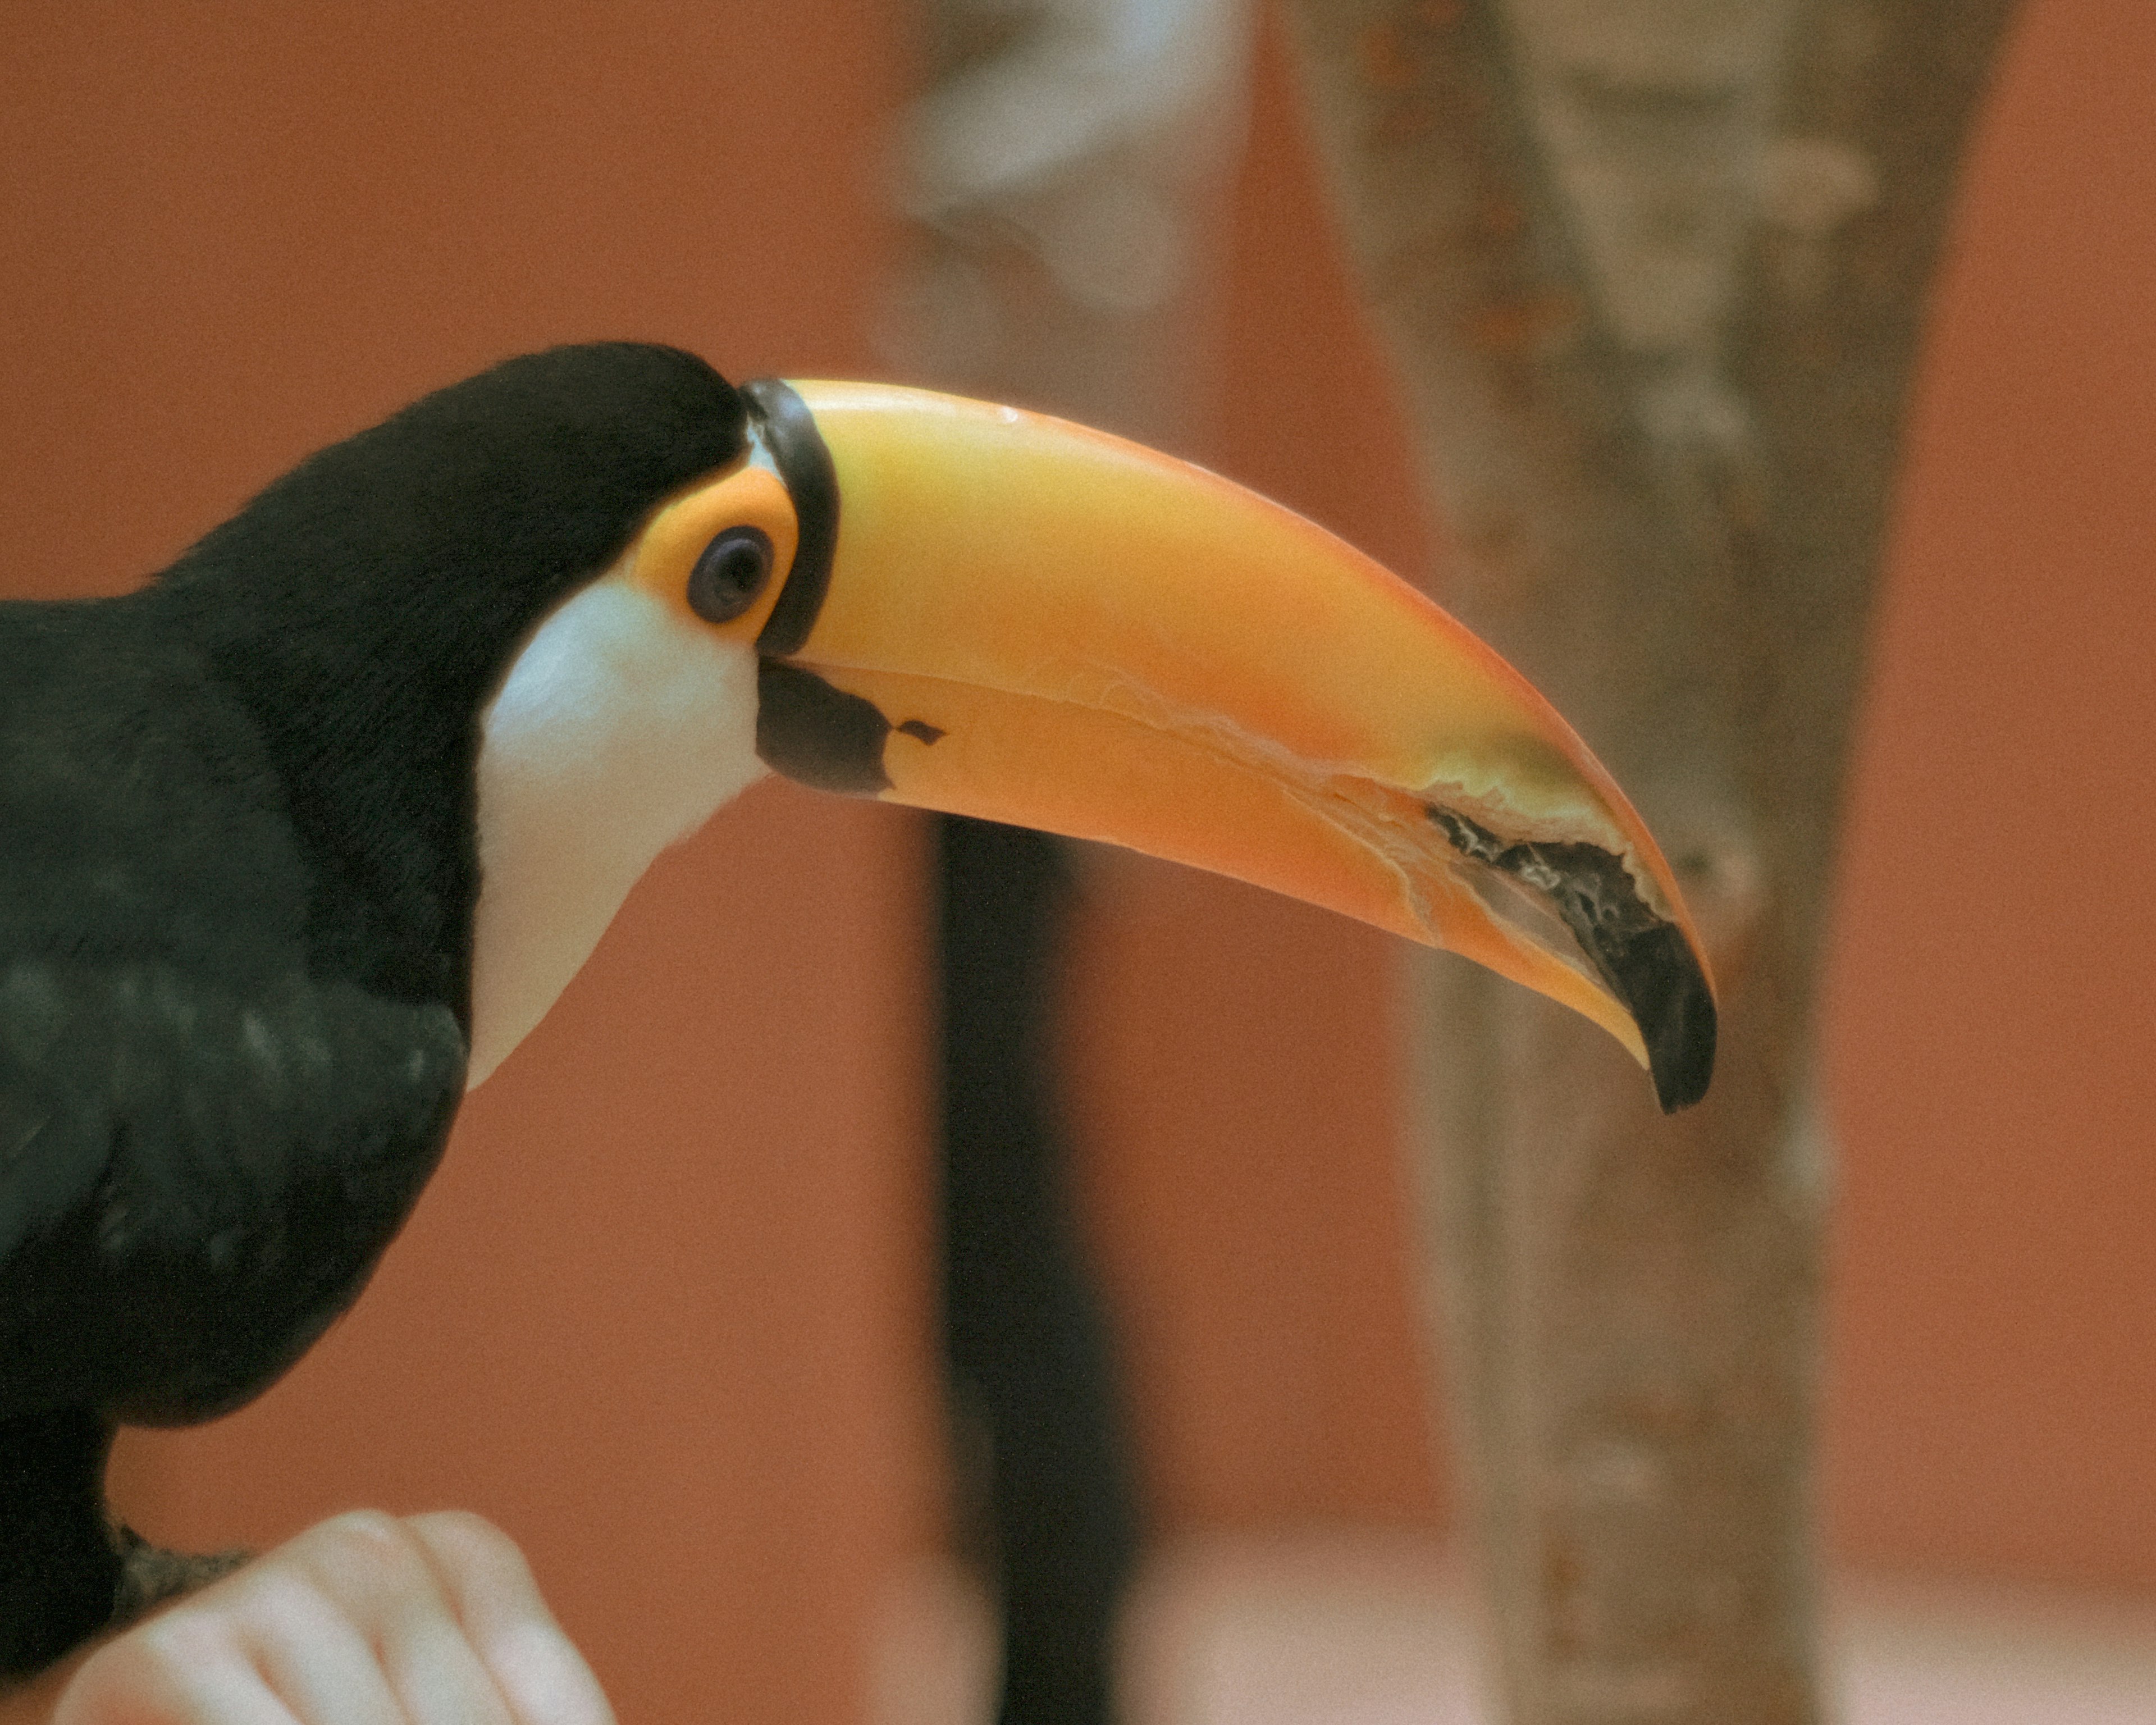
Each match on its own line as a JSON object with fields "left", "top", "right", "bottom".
{"left": 140, "top": 344, "right": 755, "bottom": 1002}
{"left": 163, "top": 343, "right": 750, "bottom": 674}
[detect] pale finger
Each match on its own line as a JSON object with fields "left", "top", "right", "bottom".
{"left": 280, "top": 1512, "right": 458, "bottom": 1653}
{"left": 58, "top": 1614, "right": 299, "bottom": 1725}
{"left": 232, "top": 1568, "right": 413, "bottom": 1725}
{"left": 377, "top": 1616, "right": 517, "bottom": 1725}
{"left": 404, "top": 1514, "right": 614, "bottom": 1725}
{"left": 268, "top": 1512, "right": 521, "bottom": 1725}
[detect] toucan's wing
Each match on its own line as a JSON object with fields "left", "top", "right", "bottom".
{"left": 0, "top": 601, "right": 467, "bottom": 1425}
{"left": 0, "top": 958, "right": 465, "bottom": 1425}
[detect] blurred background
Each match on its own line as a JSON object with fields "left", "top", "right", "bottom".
{"left": 1, "top": 2, "right": 2149, "bottom": 1720}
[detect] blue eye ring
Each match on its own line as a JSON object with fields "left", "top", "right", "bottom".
{"left": 687, "top": 526, "right": 774, "bottom": 624}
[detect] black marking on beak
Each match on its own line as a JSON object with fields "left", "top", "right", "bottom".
{"left": 755, "top": 662, "right": 944, "bottom": 796}
{"left": 741, "top": 378, "right": 838, "bottom": 657}
{"left": 756, "top": 661, "right": 890, "bottom": 793}
{"left": 1428, "top": 807, "right": 1716, "bottom": 1113}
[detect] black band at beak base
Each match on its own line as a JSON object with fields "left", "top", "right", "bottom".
{"left": 741, "top": 378, "right": 839, "bottom": 657}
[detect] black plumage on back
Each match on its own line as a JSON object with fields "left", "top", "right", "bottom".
{"left": 0, "top": 344, "right": 748, "bottom": 1673}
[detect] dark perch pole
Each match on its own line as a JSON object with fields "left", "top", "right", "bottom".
{"left": 936, "top": 815, "right": 1140, "bottom": 1725}
{"left": 900, "top": 8, "right": 1253, "bottom": 1710}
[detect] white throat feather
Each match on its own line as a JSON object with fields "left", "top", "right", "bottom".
{"left": 466, "top": 574, "right": 765, "bottom": 1087}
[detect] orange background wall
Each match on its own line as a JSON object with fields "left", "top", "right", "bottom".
{"left": 1, "top": 2, "right": 2149, "bottom": 1720}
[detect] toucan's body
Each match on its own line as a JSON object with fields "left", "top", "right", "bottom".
{"left": 0, "top": 344, "right": 1713, "bottom": 1674}
{"left": 0, "top": 594, "right": 465, "bottom": 1659}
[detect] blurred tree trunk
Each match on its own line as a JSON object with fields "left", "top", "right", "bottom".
{"left": 1276, "top": 2, "right": 2015, "bottom": 1720}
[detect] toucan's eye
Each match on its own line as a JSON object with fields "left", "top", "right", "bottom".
{"left": 687, "top": 526, "right": 775, "bottom": 624}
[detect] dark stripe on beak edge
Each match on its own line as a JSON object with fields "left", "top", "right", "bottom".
{"left": 1428, "top": 807, "right": 1716, "bottom": 1113}
{"left": 742, "top": 378, "right": 839, "bottom": 657}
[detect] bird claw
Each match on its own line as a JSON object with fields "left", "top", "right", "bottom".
{"left": 113, "top": 1527, "right": 252, "bottom": 1626}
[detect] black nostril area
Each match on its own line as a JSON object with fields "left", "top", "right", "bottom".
{"left": 687, "top": 526, "right": 774, "bottom": 623}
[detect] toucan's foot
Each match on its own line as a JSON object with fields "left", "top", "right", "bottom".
{"left": 113, "top": 1527, "right": 252, "bottom": 1624}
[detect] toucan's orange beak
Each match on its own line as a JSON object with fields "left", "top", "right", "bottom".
{"left": 744, "top": 379, "right": 1715, "bottom": 1111}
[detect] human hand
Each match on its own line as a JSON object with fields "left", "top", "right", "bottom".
{"left": 23, "top": 1510, "right": 612, "bottom": 1725}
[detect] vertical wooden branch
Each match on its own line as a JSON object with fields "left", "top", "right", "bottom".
{"left": 1275, "top": 2, "right": 2015, "bottom": 1719}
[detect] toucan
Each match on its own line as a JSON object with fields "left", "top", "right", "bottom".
{"left": 0, "top": 342, "right": 1714, "bottom": 1675}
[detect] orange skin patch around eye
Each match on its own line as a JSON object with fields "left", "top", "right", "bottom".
{"left": 626, "top": 460, "right": 800, "bottom": 640}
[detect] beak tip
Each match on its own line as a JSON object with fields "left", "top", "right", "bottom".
{"left": 1643, "top": 952, "right": 1718, "bottom": 1114}
{"left": 1652, "top": 1029, "right": 1716, "bottom": 1115}
{"left": 1591, "top": 918, "right": 1718, "bottom": 1112}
